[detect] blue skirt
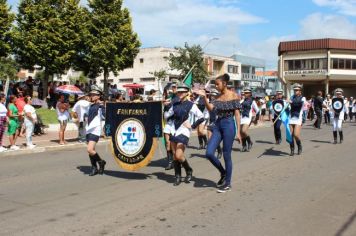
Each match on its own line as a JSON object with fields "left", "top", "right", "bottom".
{"left": 170, "top": 134, "right": 189, "bottom": 145}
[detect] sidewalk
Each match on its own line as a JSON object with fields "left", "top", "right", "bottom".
{"left": 0, "top": 120, "right": 272, "bottom": 158}
{"left": 0, "top": 130, "right": 110, "bottom": 158}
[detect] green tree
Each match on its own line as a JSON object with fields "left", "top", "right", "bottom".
{"left": 77, "top": 0, "right": 141, "bottom": 98}
{"left": 0, "top": 0, "right": 14, "bottom": 58}
{"left": 13, "top": 0, "right": 86, "bottom": 97}
{"left": 0, "top": 57, "right": 18, "bottom": 81}
{"left": 150, "top": 69, "right": 168, "bottom": 81}
{"left": 167, "top": 43, "right": 208, "bottom": 84}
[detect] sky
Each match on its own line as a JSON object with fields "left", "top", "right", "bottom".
{"left": 7, "top": 0, "right": 356, "bottom": 69}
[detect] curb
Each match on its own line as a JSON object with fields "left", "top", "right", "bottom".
{"left": 0, "top": 139, "right": 110, "bottom": 158}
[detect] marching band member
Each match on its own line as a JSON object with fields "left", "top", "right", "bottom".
{"left": 240, "top": 88, "right": 259, "bottom": 152}
{"left": 206, "top": 89, "right": 222, "bottom": 159}
{"left": 331, "top": 88, "right": 348, "bottom": 144}
{"left": 86, "top": 89, "right": 106, "bottom": 176}
{"left": 272, "top": 89, "right": 288, "bottom": 144}
{"left": 288, "top": 83, "right": 306, "bottom": 156}
{"left": 164, "top": 84, "right": 205, "bottom": 186}
{"left": 197, "top": 74, "right": 242, "bottom": 193}
{"left": 193, "top": 92, "right": 208, "bottom": 149}
{"left": 162, "top": 84, "right": 178, "bottom": 171}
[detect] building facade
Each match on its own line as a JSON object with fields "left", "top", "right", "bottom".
{"left": 95, "top": 47, "right": 242, "bottom": 90}
{"left": 278, "top": 38, "right": 356, "bottom": 97}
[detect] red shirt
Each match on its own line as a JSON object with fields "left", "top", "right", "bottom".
{"left": 15, "top": 97, "right": 26, "bottom": 113}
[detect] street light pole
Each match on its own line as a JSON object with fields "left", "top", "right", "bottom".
{"left": 202, "top": 37, "right": 219, "bottom": 50}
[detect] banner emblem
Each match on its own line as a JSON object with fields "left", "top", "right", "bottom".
{"left": 116, "top": 118, "right": 146, "bottom": 157}
{"left": 273, "top": 103, "right": 283, "bottom": 112}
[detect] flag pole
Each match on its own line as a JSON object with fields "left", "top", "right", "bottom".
{"left": 182, "top": 62, "right": 197, "bottom": 82}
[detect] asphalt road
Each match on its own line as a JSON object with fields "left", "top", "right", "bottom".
{"left": 0, "top": 121, "right": 356, "bottom": 236}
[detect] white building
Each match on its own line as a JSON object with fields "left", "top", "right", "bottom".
{"left": 278, "top": 38, "right": 356, "bottom": 97}
{"left": 95, "top": 47, "right": 242, "bottom": 90}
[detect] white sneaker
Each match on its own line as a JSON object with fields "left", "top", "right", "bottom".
{"left": 10, "top": 145, "right": 20, "bottom": 150}
{"left": 27, "top": 144, "right": 36, "bottom": 149}
{"left": 0, "top": 146, "right": 7, "bottom": 152}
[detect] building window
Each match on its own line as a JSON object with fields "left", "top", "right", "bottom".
{"left": 332, "top": 59, "right": 338, "bottom": 69}
{"left": 119, "top": 78, "right": 133, "bottom": 83}
{"left": 345, "top": 59, "right": 352, "bottom": 69}
{"left": 140, "top": 77, "right": 155, "bottom": 82}
{"left": 228, "top": 65, "right": 239, "bottom": 74}
{"left": 139, "top": 58, "right": 144, "bottom": 63}
{"left": 339, "top": 59, "right": 345, "bottom": 69}
{"left": 352, "top": 60, "right": 356, "bottom": 69}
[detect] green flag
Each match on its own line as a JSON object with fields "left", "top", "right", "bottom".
{"left": 183, "top": 70, "right": 193, "bottom": 88}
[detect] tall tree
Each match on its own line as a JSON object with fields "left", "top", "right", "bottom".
{"left": 0, "top": 57, "right": 18, "bottom": 80}
{"left": 13, "top": 0, "right": 85, "bottom": 97}
{"left": 0, "top": 0, "right": 14, "bottom": 59}
{"left": 77, "top": 0, "right": 141, "bottom": 97}
{"left": 167, "top": 43, "right": 208, "bottom": 84}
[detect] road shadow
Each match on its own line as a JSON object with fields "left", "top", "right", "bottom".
{"left": 232, "top": 147, "right": 242, "bottom": 152}
{"left": 151, "top": 171, "right": 216, "bottom": 188}
{"left": 310, "top": 139, "right": 331, "bottom": 144}
{"left": 50, "top": 138, "right": 79, "bottom": 144}
{"left": 257, "top": 147, "right": 289, "bottom": 158}
{"left": 76, "top": 166, "right": 149, "bottom": 180}
{"left": 186, "top": 145, "right": 199, "bottom": 150}
{"left": 189, "top": 153, "right": 206, "bottom": 159}
{"left": 255, "top": 140, "right": 275, "bottom": 144}
{"left": 148, "top": 158, "right": 166, "bottom": 168}
{"left": 335, "top": 211, "right": 356, "bottom": 236}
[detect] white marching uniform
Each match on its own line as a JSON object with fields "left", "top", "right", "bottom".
{"left": 289, "top": 96, "right": 306, "bottom": 125}
{"left": 164, "top": 103, "right": 204, "bottom": 140}
{"left": 331, "top": 98, "right": 348, "bottom": 132}
{"left": 240, "top": 98, "right": 259, "bottom": 125}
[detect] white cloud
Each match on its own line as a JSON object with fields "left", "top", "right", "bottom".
{"left": 124, "top": 0, "right": 267, "bottom": 51}
{"left": 300, "top": 13, "right": 356, "bottom": 38}
{"left": 313, "top": 0, "right": 356, "bottom": 16}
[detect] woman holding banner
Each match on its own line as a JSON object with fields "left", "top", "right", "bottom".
{"left": 86, "top": 89, "right": 106, "bottom": 176}
{"left": 288, "top": 83, "right": 306, "bottom": 156}
{"left": 164, "top": 84, "right": 205, "bottom": 186}
{"left": 197, "top": 74, "right": 242, "bottom": 193}
{"left": 272, "top": 89, "right": 288, "bottom": 144}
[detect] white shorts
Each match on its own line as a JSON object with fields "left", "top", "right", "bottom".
{"left": 241, "top": 117, "right": 252, "bottom": 125}
{"left": 289, "top": 117, "right": 302, "bottom": 125}
{"left": 163, "top": 123, "right": 174, "bottom": 134}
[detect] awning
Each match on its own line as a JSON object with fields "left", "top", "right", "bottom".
{"left": 122, "top": 83, "right": 144, "bottom": 89}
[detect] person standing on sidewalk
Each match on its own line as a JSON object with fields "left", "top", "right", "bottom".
{"left": 7, "top": 95, "right": 20, "bottom": 150}
{"left": 0, "top": 94, "right": 8, "bottom": 152}
{"left": 313, "top": 91, "right": 324, "bottom": 129}
{"left": 56, "top": 94, "right": 70, "bottom": 145}
{"left": 23, "top": 96, "right": 37, "bottom": 149}
{"left": 86, "top": 89, "right": 106, "bottom": 176}
{"left": 72, "top": 95, "right": 90, "bottom": 143}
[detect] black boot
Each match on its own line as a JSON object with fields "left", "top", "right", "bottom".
{"left": 173, "top": 161, "right": 181, "bottom": 186}
{"left": 93, "top": 153, "right": 106, "bottom": 175}
{"left": 202, "top": 135, "right": 208, "bottom": 149}
{"left": 181, "top": 159, "right": 193, "bottom": 183}
{"left": 296, "top": 140, "right": 302, "bottom": 155}
{"left": 246, "top": 136, "right": 253, "bottom": 151}
{"left": 241, "top": 138, "right": 247, "bottom": 152}
{"left": 290, "top": 143, "right": 295, "bottom": 157}
{"left": 333, "top": 131, "right": 337, "bottom": 144}
{"left": 339, "top": 131, "right": 343, "bottom": 143}
{"left": 198, "top": 136, "right": 204, "bottom": 150}
{"left": 165, "top": 151, "right": 173, "bottom": 170}
{"left": 217, "top": 145, "right": 222, "bottom": 159}
{"left": 89, "top": 155, "right": 98, "bottom": 176}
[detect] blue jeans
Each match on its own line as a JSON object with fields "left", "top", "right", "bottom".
{"left": 206, "top": 117, "right": 236, "bottom": 185}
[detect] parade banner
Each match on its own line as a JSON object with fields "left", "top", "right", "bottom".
{"left": 105, "top": 102, "right": 163, "bottom": 171}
